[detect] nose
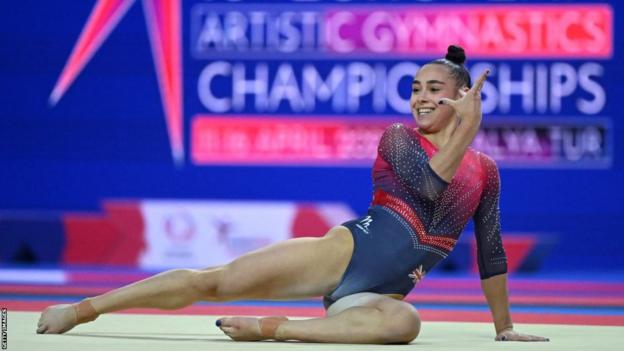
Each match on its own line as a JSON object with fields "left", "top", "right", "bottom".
{"left": 412, "top": 90, "right": 430, "bottom": 105}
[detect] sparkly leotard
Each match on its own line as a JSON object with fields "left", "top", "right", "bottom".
{"left": 324, "top": 123, "right": 508, "bottom": 308}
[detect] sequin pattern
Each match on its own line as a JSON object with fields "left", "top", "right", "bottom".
{"left": 372, "top": 123, "right": 508, "bottom": 279}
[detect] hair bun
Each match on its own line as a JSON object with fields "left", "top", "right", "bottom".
{"left": 445, "top": 45, "right": 466, "bottom": 65}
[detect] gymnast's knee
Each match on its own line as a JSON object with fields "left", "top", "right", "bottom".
{"left": 381, "top": 301, "right": 421, "bottom": 344}
{"left": 190, "top": 264, "right": 249, "bottom": 301}
{"left": 186, "top": 267, "right": 231, "bottom": 301}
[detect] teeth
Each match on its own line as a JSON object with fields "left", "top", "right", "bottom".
{"left": 417, "top": 108, "right": 434, "bottom": 115}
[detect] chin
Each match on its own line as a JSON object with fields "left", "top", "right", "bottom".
{"left": 417, "top": 125, "right": 436, "bottom": 134}
{"left": 413, "top": 117, "right": 434, "bottom": 132}
{"left": 415, "top": 113, "right": 454, "bottom": 133}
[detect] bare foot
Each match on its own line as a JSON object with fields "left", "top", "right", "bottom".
{"left": 37, "top": 304, "right": 78, "bottom": 334}
{"left": 216, "top": 316, "right": 288, "bottom": 341}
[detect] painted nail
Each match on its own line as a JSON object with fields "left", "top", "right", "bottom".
{"left": 216, "top": 320, "right": 222, "bottom": 327}
{"left": 438, "top": 100, "right": 444, "bottom": 105}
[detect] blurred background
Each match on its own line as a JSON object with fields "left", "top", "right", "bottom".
{"left": 1, "top": 0, "right": 622, "bottom": 281}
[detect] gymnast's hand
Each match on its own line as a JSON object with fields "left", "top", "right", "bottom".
{"left": 438, "top": 69, "right": 490, "bottom": 129}
{"left": 408, "top": 265, "right": 426, "bottom": 284}
{"left": 495, "top": 328, "right": 549, "bottom": 342}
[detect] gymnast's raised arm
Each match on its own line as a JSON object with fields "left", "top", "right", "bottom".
{"left": 428, "top": 68, "right": 489, "bottom": 182}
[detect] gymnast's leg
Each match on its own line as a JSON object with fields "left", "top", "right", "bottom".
{"left": 217, "top": 293, "right": 421, "bottom": 344}
{"left": 36, "top": 226, "right": 354, "bottom": 334}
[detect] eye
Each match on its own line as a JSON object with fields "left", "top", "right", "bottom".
{"left": 412, "top": 88, "right": 420, "bottom": 93}
{"left": 430, "top": 88, "right": 441, "bottom": 92}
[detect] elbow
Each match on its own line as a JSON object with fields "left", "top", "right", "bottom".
{"left": 479, "top": 263, "right": 508, "bottom": 280}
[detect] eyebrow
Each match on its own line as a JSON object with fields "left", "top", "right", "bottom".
{"left": 412, "top": 80, "right": 446, "bottom": 85}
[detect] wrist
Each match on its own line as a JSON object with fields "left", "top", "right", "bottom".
{"left": 458, "top": 116, "right": 481, "bottom": 131}
{"left": 72, "top": 298, "right": 99, "bottom": 324}
{"left": 454, "top": 119, "right": 480, "bottom": 142}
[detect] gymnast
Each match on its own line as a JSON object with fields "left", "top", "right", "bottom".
{"left": 37, "top": 45, "right": 549, "bottom": 344}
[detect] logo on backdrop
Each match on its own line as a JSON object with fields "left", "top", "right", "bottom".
{"left": 163, "top": 212, "right": 196, "bottom": 244}
{"left": 49, "top": 0, "right": 184, "bottom": 163}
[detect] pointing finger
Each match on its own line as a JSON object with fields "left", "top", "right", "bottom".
{"left": 473, "top": 69, "right": 490, "bottom": 93}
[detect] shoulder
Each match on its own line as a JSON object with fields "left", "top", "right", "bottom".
{"left": 474, "top": 150, "right": 498, "bottom": 171}
{"left": 384, "top": 123, "right": 409, "bottom": 134}
{"left": 474, "top": 151, "right": 500, "bottom": 186}
{"left": 379, "top": 123, "right": 415, "bottom": 155}
{"left": 378, "top": 123, "right": 426, "bottom": 160}
{"left": 381, "top": 123, "right": 417, "bottom": 141}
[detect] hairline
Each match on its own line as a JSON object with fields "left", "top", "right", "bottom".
{"left": 424, "top": 60, "right": 472, "bottom": 89}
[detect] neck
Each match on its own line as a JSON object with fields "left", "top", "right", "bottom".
{"left": 419, "top": 117, "right": 460, "bottom": 148}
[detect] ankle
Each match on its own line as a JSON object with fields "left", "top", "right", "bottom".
{"left": 259, "top": 316, "right": 288, "bottom": 340}
{"left": 72, "top": 298, "right": 99, "bottom": 324}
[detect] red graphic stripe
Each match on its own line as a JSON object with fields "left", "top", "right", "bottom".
{"left": 373, "top": 190, "right": 456, "bottom": 251}
{"left": 404, "top": 294, "right": 624, "bottom": 307}
{"left": 49, "top": 0, "right": 136, "bottom": 105}
{"left": 67, "top": 271, "right": 151, "bottom": 284}
{"left": 3, "top": 284, "right": 624, "bottom": 307}
{"left": 418, "top": 278, "right": 624, "bottom": 294}
{"left": 143, "top": 0, "right": 184, "bottom": 163}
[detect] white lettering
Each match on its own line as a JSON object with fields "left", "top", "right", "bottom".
{"left": 577, "top": 63, "right": 605, "bottom": 115}
{"left": 198, "top": 61, "right": 231, "bottom": 113}
{"left": 550, "top": 63, "right": 577, "bottom": 113}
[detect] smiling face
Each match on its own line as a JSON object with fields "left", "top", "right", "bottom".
{"left": 410, "top": 64, "right": 465, "bottom": 133}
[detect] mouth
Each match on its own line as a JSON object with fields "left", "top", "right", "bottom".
{"left": 416, "top": 107, "right": 435, "bottom": 117}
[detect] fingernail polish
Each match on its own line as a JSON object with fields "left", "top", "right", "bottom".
{"left": 438, "top": 100, "right": 444, "bottom": 105}
{"left": 216, "top": 320, "right": 222, "bottom": 327}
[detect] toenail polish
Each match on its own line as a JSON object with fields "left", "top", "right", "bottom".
{"left": 216, "top": 320, "right": 222, "bottom": 327}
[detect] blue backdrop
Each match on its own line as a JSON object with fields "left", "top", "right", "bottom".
{"left": 1, "top": 0, "right": 622, "bottom": 272}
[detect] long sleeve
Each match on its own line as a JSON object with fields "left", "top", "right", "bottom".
{"left": 473, "top": 154, "right": 508, "bottom": 279}
{"left": 378, "top": 123, "right": 449, "bottom": 201}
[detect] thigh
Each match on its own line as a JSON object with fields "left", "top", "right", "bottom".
{"left": 326, "top": 293, "right": 406, "bottom": 317}
{"left": 326, "top": 292, "right": 421, "bottom": 343}
{"left": 211, "top": 225, "right": 354, "bottom": 300}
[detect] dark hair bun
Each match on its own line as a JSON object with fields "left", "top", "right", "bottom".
{"left": 445, "top": 45, "right": 466, "bottom": 65}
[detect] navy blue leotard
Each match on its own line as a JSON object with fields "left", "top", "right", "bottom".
{"left": 323, "top": 123, "right": 508, "bottom": 308}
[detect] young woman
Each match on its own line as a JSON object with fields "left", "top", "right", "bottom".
{"left": 37, "top": 45, "right": 548, "bottom": 344}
